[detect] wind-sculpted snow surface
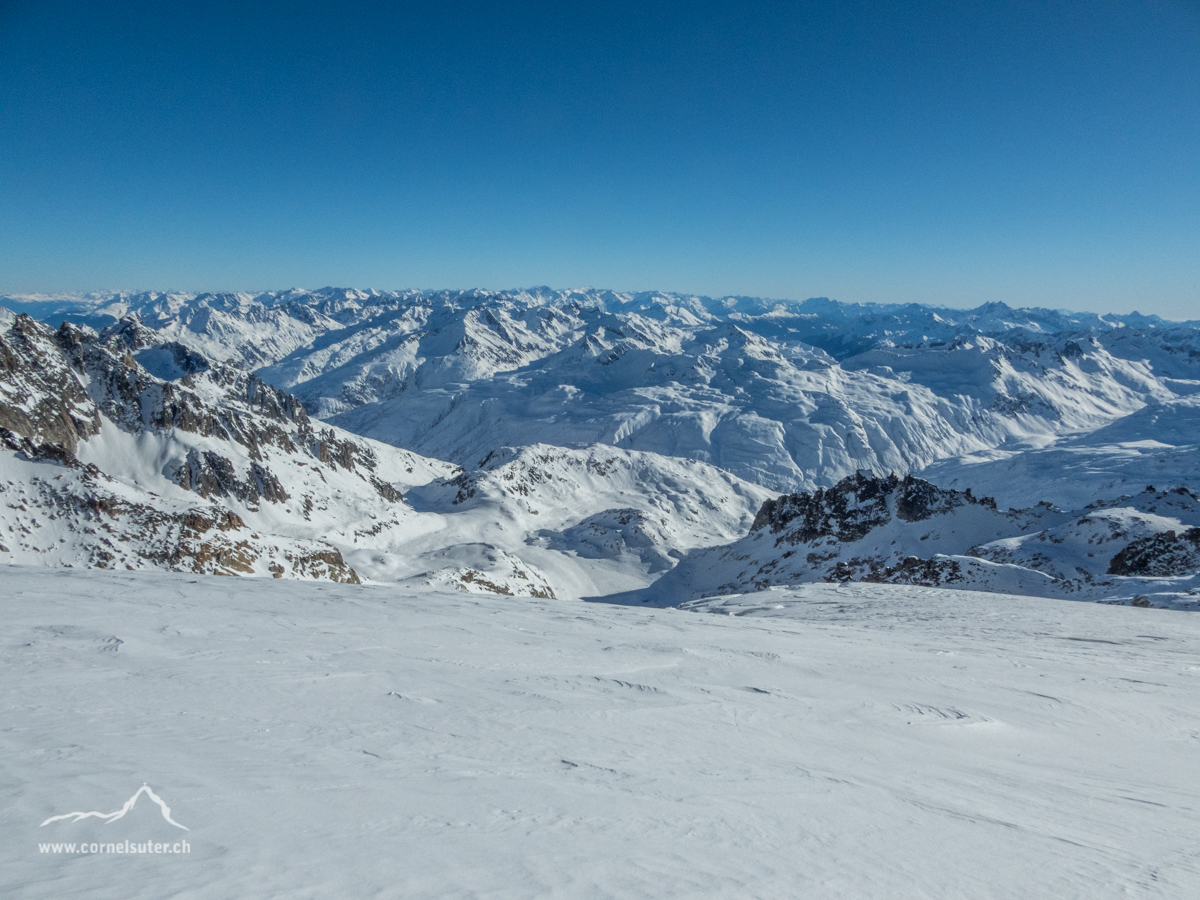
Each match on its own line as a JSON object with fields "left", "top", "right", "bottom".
{"left": 5, "top": 569, "right": 1200, "bottom": 898}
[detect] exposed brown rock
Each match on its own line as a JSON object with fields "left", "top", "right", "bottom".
{"left": 0, "top": 316, "right": 101, "bottom": 452}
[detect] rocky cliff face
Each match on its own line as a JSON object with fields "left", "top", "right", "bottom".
{"left": 0, "top": 313, "right": 434, "bottom": 583}
{"left": 0, "top": 315, "right": 101, "bottom": 452}
{"left": 748, "top": 472, "right": 998, "bottom": 545}
{"left": 1108, "top": 524, "right": 1200, "bottom": 577}
{"left": 0, "top": 426, "right": 359, "bottom": 581}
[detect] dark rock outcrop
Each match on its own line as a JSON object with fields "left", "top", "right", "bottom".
{"left": 1108, "top": 528, "right": 1200, "bottom": 577}
{"left": 1, "top": 312, "right": 379, "bottom": 584}
{"left": 99, "top": 314, "right": 164, "bottom": 353}
{"left": 750, "top": 472, "right": 996, "bottom": 545}
{"left": 177, "top": 449, "right": 289, "bottom": 506}
{"left": 0, "top": 315, "right": 101, "bottom": 452}
{"left": 861, "top": 555, "right": 965, "bottom": 586}
{"left": 0, "top": 427, "right": 83, "bottom": 467}
{"left": 750, "top": 472, "right": 899, "bottom": 542}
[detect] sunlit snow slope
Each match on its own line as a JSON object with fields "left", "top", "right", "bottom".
{"left": 3, "top": 568, "right": 1198, "bottom": 899}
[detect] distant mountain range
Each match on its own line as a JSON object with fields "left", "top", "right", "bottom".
{"left": 2, "top": 288, "right": 1197, "bottom": 608}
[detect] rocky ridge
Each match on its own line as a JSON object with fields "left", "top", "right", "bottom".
{"left": 0, "top": 313, "right": 455, "bottom": 582}
{"left": 640, "top": 474, "right": 1200, "bottom": 608}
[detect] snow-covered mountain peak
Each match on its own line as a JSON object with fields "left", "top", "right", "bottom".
{"left": 4, "top": 288, "right": 1199, "bottom": 605}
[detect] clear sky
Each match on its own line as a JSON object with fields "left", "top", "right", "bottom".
{"left": 1, "top": 1, "right": 1197, "bottom": 317}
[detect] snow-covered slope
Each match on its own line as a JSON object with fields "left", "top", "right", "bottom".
{"left": 383, "top": 442, "right": 775, "bottom": 599}
{"left": 920, "top": 394, "right": 1200, "bottom": 509}
{"left": 419, "top": 326, "right": 1189, "bottom": 490}
{"left": 9, "top": 289, "right": 1192, "bottom": 361}
{"left": 1, "top": 288, "right": 410, "bottom": 369}
{"left": 641, "top": 473, "right": 1200, "bottom": 608}
{"left": 5, "top": 568, "right": 1200, "bottom": 898}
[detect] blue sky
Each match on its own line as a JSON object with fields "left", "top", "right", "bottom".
{"left": 1, "top": 1, "right": 1197, "bottom": 317}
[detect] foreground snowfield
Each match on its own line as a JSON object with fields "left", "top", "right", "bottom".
{"left": 3, "top": 568, "right": 1198, "bottom": 898}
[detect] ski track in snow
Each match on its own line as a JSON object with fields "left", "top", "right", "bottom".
{"left": 3, "top": 567, "right": 1198, "bottom": 898}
